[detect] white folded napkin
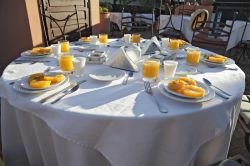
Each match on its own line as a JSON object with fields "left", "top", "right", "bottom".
{"left": 109, "top": 46, "right": 140, "bottom": 72}
{"left": 141, "top": 36, "right": 162, "bottom": 55}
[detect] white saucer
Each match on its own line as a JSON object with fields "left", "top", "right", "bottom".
{"left": 89, "top": 68, "right": 125, "bottom": 81}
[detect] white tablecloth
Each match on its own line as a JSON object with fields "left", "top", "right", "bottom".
{"left": 159, "top": 15, "right": 193, "bottom": 42}
{"left": 0, "top": 41, "right": 245, "bottom": 166}
{"left": 225, "top": 20, "right": 250, "bottom": 50}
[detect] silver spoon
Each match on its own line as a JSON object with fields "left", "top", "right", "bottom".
{"left": 203, "top": 78, "right": 232, "bottom": 96}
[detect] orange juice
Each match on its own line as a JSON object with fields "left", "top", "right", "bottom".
{"left": 99, "top": 34, "right": 108, "bottom": 44}
{"left": 131, "top": 34, "right": 141, "bottom": 43}
{"left": 142, "top": 59, "right": 160, "bottom": 81}
{"left": 59, "top": 55, "right": 74, "bottom": 72}
{"left": 60, "top": 41, "right": 70, "bottom": 53}
{"left": 186, "top": 50, "right": 200, "bottom": 66}
{"left": 169, "top": 39, "right": 180, "bottom": 50}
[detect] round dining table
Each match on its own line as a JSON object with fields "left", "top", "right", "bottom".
{"left": 0, "top": 39, "right": 245, "bottom": 166}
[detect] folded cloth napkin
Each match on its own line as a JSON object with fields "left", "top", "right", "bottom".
{"left": 109, "top": 46, "right": 140, "bottom": 72}
{"left": 141, "top": 36, "right": 162, "bottom": 55}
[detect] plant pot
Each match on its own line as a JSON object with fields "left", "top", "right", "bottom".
{"left": 99, "top": 13, "right": 110, "bottom": 33}
{"left": 201, "top": 0, "right": 214, "bottom": 6}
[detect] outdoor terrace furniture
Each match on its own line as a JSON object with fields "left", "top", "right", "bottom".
{"left": 121, "top": 8, "right": 155, "bottom": 37}
{"left": 39, "top": 2, "right": 90, "bottom": 46}
{"left": 235, "top": 13, "right": 250, "bottom": 63}
{"left": 158, "top": 2, "right": 185, "bottom": 39}
{"left": 239, "top": 95, "right": 250, "bottom": 153}
{"left": 191, "top": 12, "right": 238, "bottom": 55}
{"left": 0, "top": 38, "right": 245, "bottom": 165}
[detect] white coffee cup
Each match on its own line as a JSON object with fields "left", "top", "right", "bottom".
{"left": 161, "top": 38, "right": 170, "bottom": 49}
{"left": 90, "top": 35, "right": 98, "bottom": 45}
{"left": 73, "top": 57, "right": 86, "bottom": 77}
{"left": 163, "top": 60, "right": 178, "bottom": 78}
{"left": 51, "top": 44, "right": 61, "bottom": 56}
{"left": 124, "top": 34, "right": 131, "bottom": 43}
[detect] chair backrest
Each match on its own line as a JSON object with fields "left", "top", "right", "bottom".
{"left": 158, "top": 2, "right": 186, "bottom": 39}
{"left": 121, "top": 8, "right": 155, "bottom": 37}
{"left": 191, "top": 11, "right": 238, "bottom": 55}
{"left": 240, "top": 12, "right": 250, "bottom": 42}
{"left": 39, "top": 1, "right": 90, "bottom": 46}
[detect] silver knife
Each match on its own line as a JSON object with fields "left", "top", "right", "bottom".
{"left": 50, "top": 80, "right": 86, "bottom": 104}
{"left": 40, "top": 80, "right": 86, "bottom": 103}
{"left": 215, "top": 90, "right": 230, "bottom": 100}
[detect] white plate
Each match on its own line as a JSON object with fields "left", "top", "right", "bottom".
{"left": 201, "top": 57, "right": 235, "bottom": 67}
{"left": 89, "top": 68, "right": 125, "bottom": 81}
{"left": 21, "top": 50, "right": 52, "bottom": 58}
{"left": 13, "top": 75, "right": 69, "bottom": 94}
{"left": 163, "top": 78, "right": 209, "bottom": 99}
{"left": 20, "top": 72, "right": 67, "bottom": 90}
{"left": 176, "top": 65, "right": 197, "bottom": 75}
{"left": 158, "top": 79, "right": 215, "bottom": 103}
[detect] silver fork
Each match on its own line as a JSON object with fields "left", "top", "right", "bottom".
{"left": 144, "top": 81, "right": 168, "bottom": 113}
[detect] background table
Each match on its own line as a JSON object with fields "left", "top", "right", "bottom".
{"left": 0, "top": 42, "right": 245, "bottom": 166}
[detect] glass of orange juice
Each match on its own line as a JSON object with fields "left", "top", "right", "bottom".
{"left": 59, "top": 55, "right": 74, "bottom": 72}
{"left": 142, "top": 59, "right": 160, "bottom": 82}
{"left": 60, "top": 40, "right": 70, "bottom": 53}
{"left": 131, "top": 33, "right": 141, "bottom": 44}
{"left": 169, "top": 39, "right": 180, "bottom": 50}
{"left": 99, "top": 34, "right": 108, "bottom": 45}
{"left": 186, "top": 50, "right": 201, "bottom": 66}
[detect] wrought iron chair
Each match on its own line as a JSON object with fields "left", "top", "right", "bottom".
{"left": 121, "top": 8, "right": 155, "bottom": 38}
{"left": 236, "top": 14, "right": 250, "bottom": 63}
{"left": 39, "top": 4, "right": 88, "bottom": 46}
{"left": 158, "top": 2, "right": 188, "bottom": 40}
{"left": 214, "top": 155, "right": 250, "bottom": 166}
{"left": 191, "top": 11, "right": 238, "bottom": 55}
{"left": 238, "top": 95, "right": 250, "bottom": 153}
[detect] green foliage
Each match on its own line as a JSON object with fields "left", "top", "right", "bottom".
{"left": 100, "top": 6, "right": 109, "bottom": 14}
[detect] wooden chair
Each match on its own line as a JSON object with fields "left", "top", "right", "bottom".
{"left": 191, "top": 11, "right": 238, "bottom": 55}
{"left": 121, "top": 8, "right": 155, "bottom": 38}
{"left": 39, "top": 3, "right": 89, "bottom": 46}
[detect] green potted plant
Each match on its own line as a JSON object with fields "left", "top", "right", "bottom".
{"left": 99, "top": 6, "right": 110, "bottom": 33}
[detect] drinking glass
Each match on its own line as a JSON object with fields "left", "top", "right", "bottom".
{"left": 73, "top": 57, "right": 86, "bottom": 77}
{"left": 142, "top": 59, "right": 160, "bottom": 82}
{"left": 131, "top": 33, "right": 141, "bottom": 44}
{"left": 59, "top": 55, "right": 74, "bottom": 73}
{"left": 99, "top": 34, "right": 108, "bottom": 45}
{"left": 161, "top": 38, "right": 170, "bottom": 49}
{"left": 186, "top": 50, "right": 201, "bottom": 66}
{"left": 60, "top": 40, "right": 70, "bottom": 53}
{"left": 51, "top": 44, "right": 61, "bottom": 56}
{"left": 90, "top": 35, "right": 98, "bottom": 45}
{"left": 169, "top": 39, "right": 180, "bottom": 50}
{"left": 163, "top": 60, "right": 178, "bottom": 79}
{"left": 124, "top": 34, "right": 131, "bottom": 43}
